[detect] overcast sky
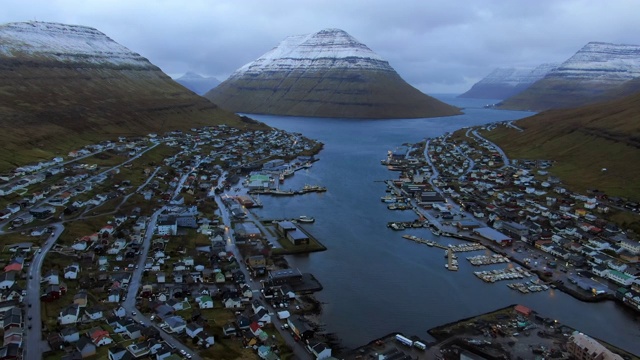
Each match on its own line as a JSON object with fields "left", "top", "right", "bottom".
{"left": 2, "top": 0, "right": 640, "bottom": 93}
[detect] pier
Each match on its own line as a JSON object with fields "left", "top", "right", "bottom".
{"left": 249, "top": 184, "right": 327, "bottom": 196}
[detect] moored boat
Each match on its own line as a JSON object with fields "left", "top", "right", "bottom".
{"left": 298, "top": 216, "right": 315, "bottom": 223}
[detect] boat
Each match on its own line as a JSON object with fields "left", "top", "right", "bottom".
{"left": 381, "top": 195, "right": 397, "bottom": 203}
{"left": 283, "top": 168, "right": 294, "bottom": 177}
{"left": 279, "top": 173, "right": 284, "bottom": 183}
{"left": 389, "top": 222, "right": 405, "bottom": 231}
{"left": 302, "top": 162, "right": 313, "bottom": 169}
{"left": 298, "top": 216, "right": 315, "bottom": 223}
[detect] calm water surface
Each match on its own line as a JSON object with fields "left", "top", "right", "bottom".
{"left": 243, "top": 95, "right": 640, "bottom": 353}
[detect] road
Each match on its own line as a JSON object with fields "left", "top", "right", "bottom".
{"left": 471, "top": 129, "right": 510, "bottom": 169}
{"left": 119, "top": 206, "right": 203, "bottom": 360}
{"left": 23, "top": 222, "right": 64, "bottom": 360}
{"left": 214, "top": 193, "right": 312, "bottom": 360}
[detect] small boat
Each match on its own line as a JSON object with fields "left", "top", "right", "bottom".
{"left": 302, "top": 162, "right": 313, "bottom": 169}
{"left": 381, "top": 195, "right": 397, "bottom": 203}
{"left": 298, "top": 216, "right": 315, "bottom": 223}
{"left": 279, "top": 174, "right": 284, "bottom": 183}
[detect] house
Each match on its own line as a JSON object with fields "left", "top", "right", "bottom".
{"left": 215, "top": 272, "right": 226, "bottom": 283}
{"left": 76, "top": 336, "right": 97, "bottom": 358}
{"left": 309, "top": 341, "right": 332, "bottom": 360}
{"left": 107, "top": 289, "right": 120, "bottom": 303}
{"left": 44, "top": 270, "right": 60, "bottom": 285}
{"left": 185, "top": 322, "right": 203, "bottom": 338}
{"left": 0, "top": 273, "right": 15, "bottom": 290}
{"left": 236, "top": 315, "right": 251, "bottom": 330}
{"left": 59, "top": 304, "right": 80, "bottom": 325}
{"left": 156, "top": 272, "right": 166, "bottom": 283}
{"left": 223, "top": 296, "right": 243, "bottom": 309}
{"left": 0, "top": 344, "right": 20, "bottom": 359}
{"left": 156, "top": 215, "right": 177, "bottom": 236}
{"left": 107, "top": 345, "right": 128, "bottom": 360}
{"left": 287, "top": 317, "right": 314, "bottom": 340}
{"left": 60, "top": 326, "right": 80, "bottom": 343}
{"left": 195, "top": 295, "right": 214, "bottom": 309}
{"left": 73, "top": 290, "right": 88, "bottom": 307}
{"left": 196, "top": 331, "right": 215, "bottom": 347}
{"left": 3, "top": 259, "right": 23, "bottom": 273}
{"left": 167, "top": 298, "right": 189, "bottom": 311}
{"left": 89, "top": 328, "right": 113, "bottom": 346}
{"left": 164, "top": 316, "right": 186, "bottom": 333}
{"left": 154, "top": 344, "right": 174, "bottom": 360}
{"left": 64, "top": 264, "right": 80, "bottom": 280}
{"left": 125, "top": 323, "right": 143, "bottom": 339}
{"left": 252, "top": 308, "right": 271, "bottom": 325}
{"left": 223, "top": 323, "right": 237, "bottom": 337}
{"left": 84, "top": 306, "right": 104, "bottom": 321}
{"left": 48, "top": 333, "right": 65, "bottom": 351}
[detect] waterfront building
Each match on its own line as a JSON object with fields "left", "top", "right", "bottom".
{"left": 567, "top": 331, "right": 623, "bottom": 360}
{"left": 268, "top": 269, "right": 303, "bottom": 286}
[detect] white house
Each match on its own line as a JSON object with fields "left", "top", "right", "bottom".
{"left": 64, "top": 264, "right": 80, "bottom": 280}
{"left": 185, "top": 323, "right": 203, "bottom": 338}
{"left": 0, "top": 272, "right": 16, "bottom": 289}
{"left": 59, "top": 304, "right": 80, "bottom": 325}
{"left": 195, "top": 295, "right": 214, "bottom": 309}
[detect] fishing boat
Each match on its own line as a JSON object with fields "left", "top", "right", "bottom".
{"left": 381, "top": 195, "right": 397, "bottom": 203}
{"left": 298, "top": 216, "right": 315, "bottom": 223}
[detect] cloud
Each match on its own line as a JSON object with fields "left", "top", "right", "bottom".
{"left": 2, "top": 0, "right": 640, "bottom": 93}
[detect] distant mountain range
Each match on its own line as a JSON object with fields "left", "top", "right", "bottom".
{"left": 458, "top": 63, "right": 558, "bottom": 100}
{"left": 205, "top": 28, "right": 460, "bottom": 119}
{"left": 499, "top": 42, "right": 640, "bottom": 110}
{"left": 175, "top": 72, "right": 220, "bottom": 95}
{"left": 0, "top": 21, "right": 248, "bottom": 170}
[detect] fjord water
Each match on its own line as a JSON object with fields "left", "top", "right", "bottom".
{"left": 246, "top": 95, "right": 640, "bottom": 353}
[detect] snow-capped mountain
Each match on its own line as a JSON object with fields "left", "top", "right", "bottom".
{"left": 206, "top": 28, "right": 459, "bottom": 119}
{"left": 175, "top": 72, "right": 221, "bottom": 95}
{"left": 458, "top": 63, "right": 558, "bottom": 99}
{"left": 232, "top": 28, "right": 394, "bottom": 75}
{"left": 500, "top": 42, "right": 640, "bottom": 110}
{"left": 552, "top": 42, "right": 640, "bottom": 81}
{"left": 0, "top": 21, "right": 150, "bottom": 67}
{"left": 0, "top": 21, "right": 241, "bottom": 169}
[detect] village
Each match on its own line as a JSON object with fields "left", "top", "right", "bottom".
{"left": 0, "top": 124, "right": 335, "bottom": 360}
{"left": 0, "top": 118, "right": 639, "bottom": 360}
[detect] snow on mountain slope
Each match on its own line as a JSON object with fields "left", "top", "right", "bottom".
{"left": 0, "top": 21, "right": 150, "bottom": 67}
{"left": 232, "top": 28, "right": 394, "bottom": 77}
{"left": 548, "top": 42, "right": 640, "bottom": 81}
{"left": 474, "top": 63, "right": 558, "bottom": 86}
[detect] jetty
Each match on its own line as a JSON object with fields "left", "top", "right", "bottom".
{"left": 249, "top": 184, "right": 327, "bottom": 196}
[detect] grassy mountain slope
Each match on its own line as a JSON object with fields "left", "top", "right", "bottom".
{"left": 483, "top": 92, "right": 640, "bottom": 199}
{"left": 206, "top": 68, "right": 460, "bottom": 119}
{"left": 0, "top": 27, "right": 257, "bottom": 171}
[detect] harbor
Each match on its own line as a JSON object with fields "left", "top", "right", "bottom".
{"left": 248, "top": 109, "right": 640, "bottom": 354}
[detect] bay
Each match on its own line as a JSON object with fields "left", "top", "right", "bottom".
{"left": 243, "top": 94, "right": 640, "bottom": 354}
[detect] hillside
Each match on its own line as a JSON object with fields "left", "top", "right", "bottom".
{"left": 483, "top": 92, "right": 640, "bottom": 199}
{"left": 0, "top": 21, "right": 254, "bottom": 171}
{"left": 205, "top": 28, "right": 460, "bottom": 119}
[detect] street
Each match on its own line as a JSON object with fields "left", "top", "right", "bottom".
{"left": 214, "top": 192, "right": 313, "bottom": 360}
{"left": 23, "top": 223, "right": 64, "bottom": 360}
